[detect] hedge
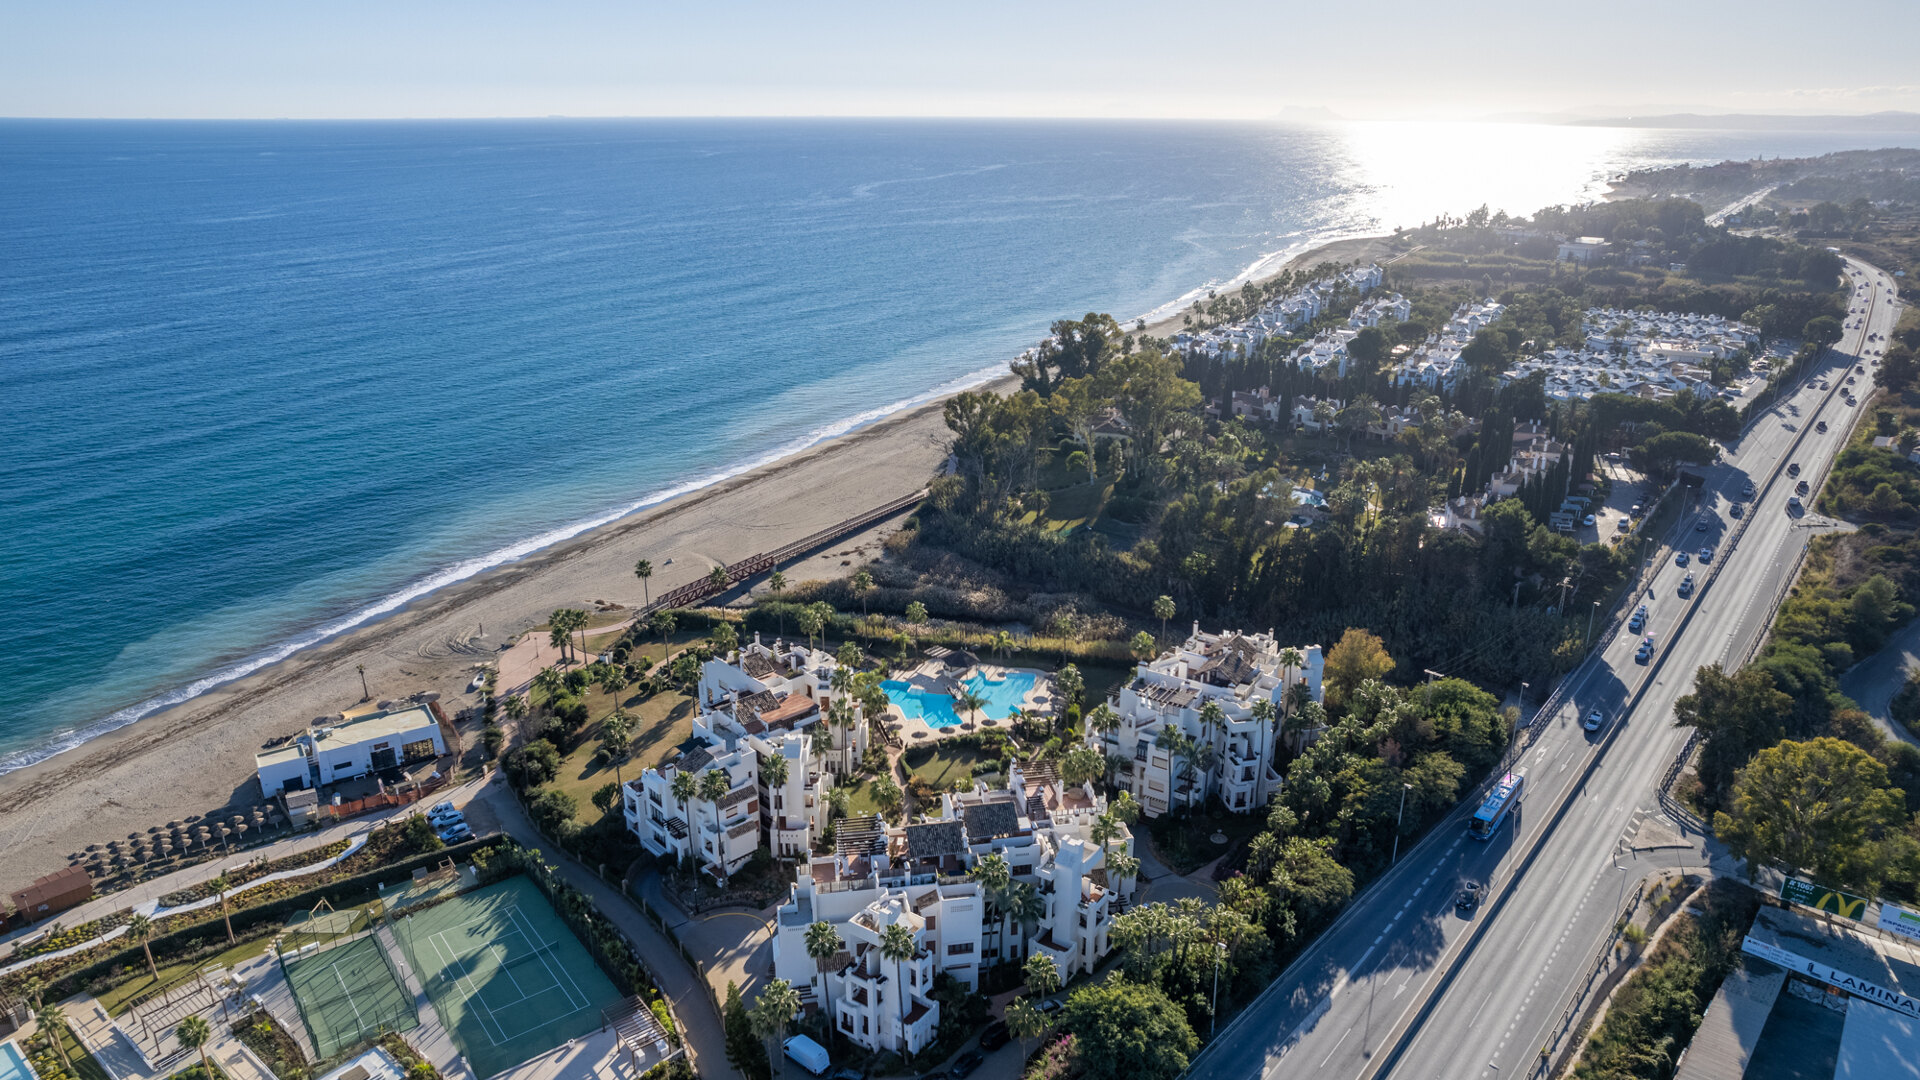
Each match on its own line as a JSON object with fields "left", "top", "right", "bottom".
{"left": 14, "top": 836, "right": 496, "bottom": 1002}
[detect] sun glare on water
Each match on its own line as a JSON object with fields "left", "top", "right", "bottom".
{"left": 1331, "top": 120, "right": 1640, "bottom": 232}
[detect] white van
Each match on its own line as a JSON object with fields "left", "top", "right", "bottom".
{"left": 784, "top": 1035, "right": 831, "bottom": 1077}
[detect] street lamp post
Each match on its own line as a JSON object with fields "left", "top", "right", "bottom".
{"left": 1588, "top": 600, "right": 1600, "bottom": 643}
{"left": 1391, "top": 782, "right": 1413, "bottom": 865}
{"left": 1211, "top": 941, "right": 1227, "bottom": 1037}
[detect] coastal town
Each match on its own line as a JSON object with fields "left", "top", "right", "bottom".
{"left": 4, "top": 146, "right": 1918, "bottom": 1080}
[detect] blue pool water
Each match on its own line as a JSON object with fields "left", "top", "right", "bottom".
{"left": 882, "top": 670, "right": 1038, "bottom": 728}
{"left": 0, "top": 1041, "right": 39, "bottom": 1080}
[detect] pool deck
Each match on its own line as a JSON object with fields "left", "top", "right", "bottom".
{"left": 885, "top": 663, "right": 1053, "bottom": 744}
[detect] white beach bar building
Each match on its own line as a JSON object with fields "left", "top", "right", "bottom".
{"left": 1087, "top": 625, "right": 1323, "bottom": 818}
{"left": 253, "top": 702, "right": 449, "bottom": 798}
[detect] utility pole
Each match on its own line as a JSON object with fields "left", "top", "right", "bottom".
{"left": 1392, "top": 782, "right": 1413, "bottom": 864}
{"left": 1211, "top": 941, "right": 1227, "bottom": 1037}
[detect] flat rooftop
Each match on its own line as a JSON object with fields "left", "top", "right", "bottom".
{"left": 316, "top": 704, "right": 438, "bottom": 746}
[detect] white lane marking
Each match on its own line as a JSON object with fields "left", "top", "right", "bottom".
{"left": 1319, "top": 1026, "right": 1352, "bottom": 1068}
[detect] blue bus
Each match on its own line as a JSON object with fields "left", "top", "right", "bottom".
{"left": 1469, "top": 770, "right": 1525, "bottom": 840}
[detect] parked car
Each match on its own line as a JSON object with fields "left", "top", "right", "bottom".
{"left": 1583, "top": 514, "right": 1596, "bottom": 527}
{"left": 428, "top": 806, "right": 464, "bottom": 826}
{"left": 979, "top": 1022, "right": 1010, "bottom": 1052}
{"left": 1036, "top": 999, "right": 1064, "bottom": 1017}
{"left": 1456, "top": 882, "right": 1483, "bottom": 911}
{"left": 438, "top": 823, "right": 473, "bottom": 844}
{"left": 1616, "top": 517, "right": 1631, "bottom": 532}
{"left": 1584, "top": 709, "right": 1605, "bottom": 732}
{"left": 949, "top": 1052, "right": 984, "bottom": 1079}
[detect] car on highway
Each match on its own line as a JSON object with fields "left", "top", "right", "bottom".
{"left": 1679, "top": 573, "right": 1695, "bottom": 598}
{"left": 1694, "top": 518, "right": 1709, "bottom": 531}
{"left": 1788, "top": 494, "right": 1803, "bottom": 510}
{"left": 1730, "top": 503, "right": 1743, "bottom": 518}
{"left": 1846, "top": 376, "right": 1856, "bottom": 385}
{"left": 1796, "top": 480, "right": 1810, "bottom": 495}
{"left": 1788, "top": 462, "right": 1801, "bottom": 476}
{"left": 1584, "top": 709, "right": 1606, "bottom": 732}
{"left": 1636, "top": 635, "right": 1655, "bottom": 662}
{"left": 948, "top": 1051, "right": 984, "bottom": 1078}
{"left": 1699, "top": 546, "right": 1714, "bottom": 563}
{"left": 1846, "top": 395, "right": 1858, "bottom": 406}
{"left": 1455, "top": 882, "right": 1482, "bottom": 912}
{"left": 978, "top": 1022, "right": 1010, "bottom": 1052}
{"left": 1628, "top": 607, "right": 1647, "bottom": 633}
{"left": 1816, "top": 421, "right": 1828, "bottom": 433}
{"left": 1675, "top": 551, "right": 1689, "bottom": 567}
{"left": 1742, "top": 482, "right": 1756, "bottom": 499}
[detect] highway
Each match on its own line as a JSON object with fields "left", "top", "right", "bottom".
{"left": 1188, "top": 257, "right": 1904, "bottom": 1080}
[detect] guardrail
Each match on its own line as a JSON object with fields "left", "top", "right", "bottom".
{"left": 1535, "top": 878, "right": 1649, "bottom": 1078}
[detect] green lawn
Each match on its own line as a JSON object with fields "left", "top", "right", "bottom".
{"left": 903, "top": 743, "right": 990, "bottom": 789}
{"left": 833, "top": 776, "right": 887, "bottom": 819}
{"left": 26, "top": 1019, "right": 111, "bottom": 1080}
{"left": 96, "top": 930, "right": 287, "bottom": 1016}
{"left": 545, "top": 688, "right": 695, "bottom": 826}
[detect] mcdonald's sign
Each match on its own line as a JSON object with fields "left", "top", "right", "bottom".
{"left": 1780, "top": 877, "right": 1870, "bottom": 920}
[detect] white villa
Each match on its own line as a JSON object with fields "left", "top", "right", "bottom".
{"left": 1172, "top": 265, "right": 1385, "bottom": 360}
{"left": 1389, "top": 300, "right": 1506, "bottom": 391}
{"left": 1086, "top": 625, "right": 1323, "bottom": 818}
{"left": 623, "top": 636, "right": 866, "bottom": 876}
{"left": 770, "top": 762, "right": 1132, "bottom": 1056}
{"left": 1496, "top": 308, "right": 1756, "bottom": 403}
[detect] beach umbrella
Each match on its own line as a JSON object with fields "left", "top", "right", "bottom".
{"left": 218, "top": 825, "right": 232, "bottom": 849}
{"left": 168, "top": 820, "right": 182, "bottom": 829}
{"left": 85, "top": 844, "right": 100, "bottom": 853}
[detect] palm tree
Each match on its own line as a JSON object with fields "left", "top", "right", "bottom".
{"left": 797, "top": 607, "right": 824, "bottom": 653}
{"left": 650, "top": 610, "right": 676, "bottom": 654}
{"left": 532, "top": 667, "right": 564, "bottom": 713}
{"left": 633, "top": 559, "right": 653, "bottom": 608}
{"left": 36, "top": 1005, "right": 72, "bottom": 1071}
{"left": 710, "top": 621, "right": 739, "bottom": 655}
{"left": 670, "top": 770, "right": 697, "bottom": 810}
{"left": 955, "top": 688, "right": 987, "bottom": 731}
{"left": 804, "top": 920, "right": 842, "bottom": 1014}
{"left": 879, "top": 923, "right": 918, "bottom": 968}
{"left": 991, "top": 630, "right": 1015, "bottom": 660}
{"left": 211, "top": 873, "right": 235, "bottom": 944}
{"left": 760, "top": 752, "right": 790, "bottom": 791}
{"left": 852, "top": 569, "right": 874, "bottom": 617}
{"left": 769, "top": 571, "right": 788, "bottom": 636}
{"left": 708, "top": 565, "right": 730, "bottom": 593}
{"left": 1086, "top": 703, "right": 1120, "bottom": 739}
{"left": 127, "top": 912, "right": 158, "bottom": 981}
{"left": 698, "top": 768, "right": 731, "bottom": 804}
{"left": 600, "top": 668, "right": 629, "bottom": 719}
{"left": 1004, "top": 997, "right": 1048, "bottom": 1064}
{"left": 1130, "top": 630, "right": 1157, "bottom": 660}
{"left": 503, "top": 693, "right": 528, "bottom": 728}
{"left": 1003, "top": 881, "right": 1045, "bottom": 946}
{"left": 176, "top": 1014, "right": 213, "bottom": 1080}
{"left": 1153, "top": 595, "right": 1175, "bottom": 642}
{"left": 601, "top": 710, "right": 637, "bottom": 784}
{"left": 749, "top": 979, "right": 802, "bottom": 1080}
{"left": 1023, "top": 952, "right": 1061, "bottom": 998}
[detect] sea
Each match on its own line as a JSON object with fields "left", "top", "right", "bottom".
{"left": 4, "top": 117, "right": 1915, "bottom": 774}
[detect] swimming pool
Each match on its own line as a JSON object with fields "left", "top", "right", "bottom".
{"left": 882, "top": 671, "right": 1039, "bottom": 728}
{"left": 1, "top": 1041, "right": 40, "bottom": 1080}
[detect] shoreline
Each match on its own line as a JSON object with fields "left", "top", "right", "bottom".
{"left": 0, "top": 228, "right": 1379, "bottom": 892}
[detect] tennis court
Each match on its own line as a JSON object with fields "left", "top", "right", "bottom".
{"left": 390, "top": 875, "right": 622, "bottom": 1078}
{"left": 281, "top": 934, "right": 419, "bottom": 1058}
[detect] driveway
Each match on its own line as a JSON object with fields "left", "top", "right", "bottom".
{"left": 631, "top": 869, "right": 776, "bottom": 1002}
{"left": 1839, "top": 620, "right": 1920, "bottom": 750}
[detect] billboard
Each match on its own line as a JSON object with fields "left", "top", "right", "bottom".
{"left": 1879, "top": 902, "right": 1920, "bottom": 944}
{"left": 1779, "top": 877, "right": 1869, "bottom": 920}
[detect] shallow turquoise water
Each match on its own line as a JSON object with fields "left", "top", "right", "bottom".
{"left": 882, "top": 670, "right": 1037, "bottom": 727}
{"left": 0, "top": 1041, "right": 38, "bottom": 1080}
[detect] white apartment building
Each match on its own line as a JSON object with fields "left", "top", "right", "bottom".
{"left": 1349, "top": 292, "right": 1411, "bottom": 328}
{"left": 770, "top": 765, "right": 1132, "bottom": 1053}
{"left": 1172, "top": 265, "right": 1385, "bottom": 360}
{"left": 1088, "top": 626, "right": 1323, "bottom": 818}
{"left": 625, "top": 638, "right": 856, "bottom": 875}
{"left": 1495, "top": 308, "right": 1755, "bottom": 403}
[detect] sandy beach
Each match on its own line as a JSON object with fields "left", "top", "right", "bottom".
{"left": 0, "top": 233, "right": 1385, "bottom": 895}
{"left": 0, "top": 384, "right": 990, "bottom": 893}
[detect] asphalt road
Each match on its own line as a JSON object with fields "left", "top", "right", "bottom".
{"left": 1187, "top": 257, "right": 1904, "bottom": 1080}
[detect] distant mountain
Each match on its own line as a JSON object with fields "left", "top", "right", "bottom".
{"left": 1568, "top": 111, "right": 1920, "bottom": 132}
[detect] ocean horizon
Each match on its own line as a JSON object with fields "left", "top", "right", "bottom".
{"left": 4, "top": 116, "right": 1915, "bottom": 775}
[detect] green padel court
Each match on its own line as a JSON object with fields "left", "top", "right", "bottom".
{"left": 390, "top": 875, "right": 622, "bottom": 1078}
{"left": 281, "top": 934, "right": 419, "bottom": 1058}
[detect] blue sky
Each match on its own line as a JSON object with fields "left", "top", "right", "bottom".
{"left": 5, "top": 0, "right": 1917, "bottom": 120}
